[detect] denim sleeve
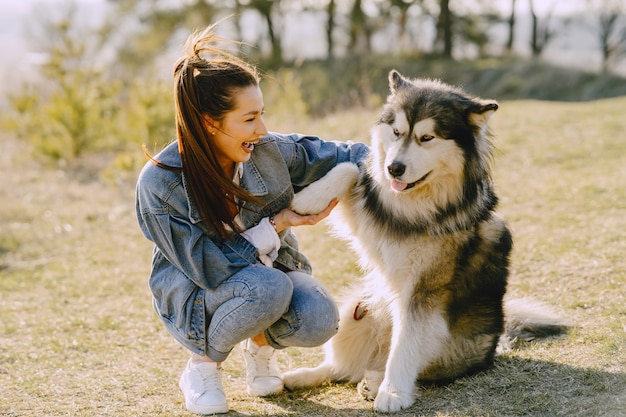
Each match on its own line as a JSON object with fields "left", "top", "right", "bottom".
{"left": 140, "top": 211, "right": 259, "bottom": 289}
{"left": 274, "top": 133, "right": 370, "bottom": 190}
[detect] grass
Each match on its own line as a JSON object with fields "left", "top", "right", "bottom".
{"left": 1, "top": 97, "right": 625, "bottom": 416}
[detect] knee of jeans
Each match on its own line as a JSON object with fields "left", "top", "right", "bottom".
{"left": 254, "top": 267, "right": 293, "bottom": 312}
{"left": 300, "top": 294, "right": 340, "bottom": 346}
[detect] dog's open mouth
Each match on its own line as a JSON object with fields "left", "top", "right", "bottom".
{"left": 390, "top": 171, "right": 431, "bottom": 192}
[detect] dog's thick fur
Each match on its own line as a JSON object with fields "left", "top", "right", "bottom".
{"left": 283, "top": 70, "right": 568, "bottom": 413}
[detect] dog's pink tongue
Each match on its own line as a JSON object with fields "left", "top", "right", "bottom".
{"left": 391, "top": 179, "right": 408, "bottom": 191}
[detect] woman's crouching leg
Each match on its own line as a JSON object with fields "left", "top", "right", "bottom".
{"left": 266, "top": 270, "right": 339, "bottom": 349}
{"left": 204, "top": 265, "right": 293, "bottom": 362}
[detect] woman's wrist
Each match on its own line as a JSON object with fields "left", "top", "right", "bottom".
{"left": 269, "top": 214, "right": 278, "bottom": 233}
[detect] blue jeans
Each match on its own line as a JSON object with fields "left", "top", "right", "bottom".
{"left": 203, "top": 265, "right": 339, "bottom": 362}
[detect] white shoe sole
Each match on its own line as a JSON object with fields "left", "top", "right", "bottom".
{"left": 185, "top": 399, "right": 229, "bottom": 415}
{"left": 179, "top": 370, "right": 229, "bottom": 414}
{"left": 246, "top": 381, "right": 284, "bottom": 397}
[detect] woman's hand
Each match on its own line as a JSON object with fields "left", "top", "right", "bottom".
{"left": 272, "top": 199, "right": 338, "bottom": 233}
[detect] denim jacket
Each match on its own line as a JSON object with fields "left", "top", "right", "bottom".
{"left": 135, "top": 132, "right": 368, "bottom": 355}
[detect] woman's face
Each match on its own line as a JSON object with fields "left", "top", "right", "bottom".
{"left": 209, "top": 84, "right": 268, "bottom": 176}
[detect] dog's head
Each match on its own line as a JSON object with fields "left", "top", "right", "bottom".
{"left": 371, "top": 70, "right": 498, "bottom": 204}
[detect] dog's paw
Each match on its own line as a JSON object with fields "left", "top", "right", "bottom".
{"left": 357, "top": 370, "right": 384, "bottom": 401}
{"left": 282, "top": 369, "right": 311, "bottom": 390}
{"left": 357, "top": 379, "right": 375, "bottom": 401}
{"left": 291, "top": 162, "right": 359, "bottom": 215}
{"left": 373, "top": 380, "right": 416, "bottom": 413}
{"left": 282, "top": 364, "right": 332, "bottom": 390}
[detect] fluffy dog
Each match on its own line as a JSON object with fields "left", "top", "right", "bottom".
{"left": 284, "top": 70, "right": 567, "bottom": 413}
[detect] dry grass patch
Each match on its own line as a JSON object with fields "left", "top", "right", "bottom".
{"left": 1, "top": 97, "right": 625, "bottom": 416}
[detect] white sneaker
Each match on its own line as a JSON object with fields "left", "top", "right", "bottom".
{"left": 241, "top": 339, "right": 283, "bottom": 396}
{"left": 179, "top": 359, "right": 229, "bottom": 414}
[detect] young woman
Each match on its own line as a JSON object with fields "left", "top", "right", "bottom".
{"left": 135, "top": 23, "right": 368, "bottom": 414}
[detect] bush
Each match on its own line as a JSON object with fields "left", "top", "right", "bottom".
{"left": 1, "top": 7, "right": 174, "bottom": 174}
{"left": 261, "top": 69, "right": 309, "bottom": 123}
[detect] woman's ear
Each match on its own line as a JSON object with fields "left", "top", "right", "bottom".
{"left": 202, "top": 115, "right": 219, "bottom": 135}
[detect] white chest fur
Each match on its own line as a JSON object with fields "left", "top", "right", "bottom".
{"left": 332, "top": 198, "right": 455, "bottom": 295}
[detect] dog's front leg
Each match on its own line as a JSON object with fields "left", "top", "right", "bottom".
{"left": 373, "top": 305, "right": 420, "bottom": 412}
{"left": 373, "top": 305, "right": 449, "bottom": 413}
{"left": 291, "top": 162, "right": 359, "bottom": 215}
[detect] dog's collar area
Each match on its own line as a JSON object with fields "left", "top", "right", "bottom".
{"left": 353, "top": 301, "right": 368, "bottom": 320}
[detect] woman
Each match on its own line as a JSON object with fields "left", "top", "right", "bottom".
{"left": 135, "top": 23, "right": 368, "bottom": 414}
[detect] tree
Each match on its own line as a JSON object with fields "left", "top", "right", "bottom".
{"left": 5, "top": 2, "right": 173, "bottom": 165}
{"left": 505, "top": 0, "right": 517, "bottom": 55}
{"left": 430, "top": 0, "right": 494, "bottom": 59}
{"left": 104, "top": 0, "right": 220, "bottom": 74}
{"left": 528, "top": 0, "right": 555, "bottom": 57}
{"left": 244, "top": 0, "right": 284, "bottom": 66}
{"left": 326, "top": 0, "right": 336, "bottom": 60}
{"left": 436, "top": 0, "right": 453, "bottom": 57}
{"left": 387, "top": 0, "right": 422, "bottom": 54}
{"left": 591, "top": 0, "right": 626, "bottom": 73}
{"left": 9, "top": 4, "right": 119, "bottom": 160}
{"left": 348, "top": 0, "right": 372, "bottom": 54}
{"left": 105, "top": 0, "right": 288, "bottom": 67}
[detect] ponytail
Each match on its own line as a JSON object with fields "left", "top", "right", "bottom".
{"left": 154, "top": 21, "right": 262, "bottom": 240}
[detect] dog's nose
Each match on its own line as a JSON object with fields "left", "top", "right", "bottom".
{"left": 387, "top": 161, "right": 406, "bottom": 177}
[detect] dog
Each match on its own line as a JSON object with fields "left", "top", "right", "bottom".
{"left": 283, "top": 70, "right": 568, "bottom": 413}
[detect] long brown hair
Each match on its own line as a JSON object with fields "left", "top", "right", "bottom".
{"left": 149, "top": 22, "right": 262, "bottom": 240}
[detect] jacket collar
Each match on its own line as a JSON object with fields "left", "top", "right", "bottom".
{"left": 157, "top": 141, "right": 182, "bottom": 168}
{"left": 240, "top": 159, "right": 268, "bottom": 197}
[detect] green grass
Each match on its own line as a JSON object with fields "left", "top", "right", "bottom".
{"left": 1, "top": 97, "right": 625, "bottom": 416}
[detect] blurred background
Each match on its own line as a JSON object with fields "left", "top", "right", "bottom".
{"left": 1, "top": 4, "right": 625, "bottom": 415}
{"left": 0, "top": 0, "right": 625, "bottom": 177}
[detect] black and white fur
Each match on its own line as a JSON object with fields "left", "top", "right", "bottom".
{"left": 283, "top": 70, "right": 567, "bottom": 413}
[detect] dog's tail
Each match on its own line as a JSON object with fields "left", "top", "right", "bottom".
{"left": 503, "top": 298, "right": 570, "bottom": 343}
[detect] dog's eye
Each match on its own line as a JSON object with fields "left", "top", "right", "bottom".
{"left": 421, "top": 135, "right": 434, "bottom": 142}
{"left": 393, "top": 128, "right": 401, "bottom": 137}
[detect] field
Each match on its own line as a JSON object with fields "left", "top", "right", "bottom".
{"left": 1, "top": 97, "right": 625, "bottom": 416}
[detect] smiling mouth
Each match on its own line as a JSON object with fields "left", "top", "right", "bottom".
{"left": 390, "top": 171, "right": 431, "bottom": 192}
{"left": 242, "top": 141, "right": 256, "bottom": 150}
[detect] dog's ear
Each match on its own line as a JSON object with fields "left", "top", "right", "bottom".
{"left": 469, "top": 100, "right": 498, "bottom": 128}
{"left": 389, "top": 70, "right": 410, "bottom": 93}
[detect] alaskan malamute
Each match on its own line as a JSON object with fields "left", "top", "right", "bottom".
{"left": 284, "top": 70, "right": 567, "bottom": 412}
